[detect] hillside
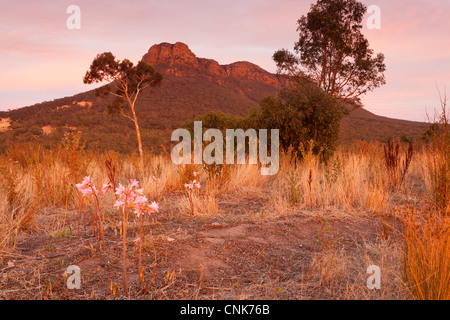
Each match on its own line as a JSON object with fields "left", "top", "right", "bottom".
{"left": 0, "top": 42, "right": 429, "bottom": 153}
{"left": 340, "top": 107, "right": 429, "bottom": 143}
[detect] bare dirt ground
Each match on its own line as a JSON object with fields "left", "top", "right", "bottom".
{"left": 0, "top": 197, "right": 408, "bottom": 300}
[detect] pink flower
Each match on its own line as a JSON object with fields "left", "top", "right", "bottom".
{"left": 79, "top": 187, "right": 91, "bottom": 197}
{"left": 115, "top": 184, "right": 125, "bottom": 197}
{"left": 75, "top": 176, "right": 90, "bottom": 192}
{"left": 75, "top": 176, "right": 98, "bottom": 198}
{"left": 148, "top": 201, "right": 159, "bottom": 213}
{"left": 184, "top": 179, "right": 200, "bottom": 190}
{"left": 126, "top": 191, "right": 137, "bottom": 200}
{"left": 134, "top": 195, "right": 148, "bottom": 206}
{"left": 116, "top": 180, "right": 143, "bottom": 199}
{"left": 134, "top": 207, "right": 143, "bottom": 216}
{"left": 101, "top": 183, "right": 110, "bottom": 194}
{"left": 133, "top": 196, "right": 147, "bottom": 216}
{"left": 114, "top": 179, "right": 158, "bottom": 217}
{"left": 152, "top": 176, "right": 161, "bottom": 183}
{"left": 80, "top": 176, "right": 91, "bottom": 185}
{"left": 114, "top": 200, "right": 125, "bottom": 208}
{"left": 129, "top": 179, "right": 140, "bottom": 189}
{"left": 134, "top": 198, "right": 159, "bottom": 217}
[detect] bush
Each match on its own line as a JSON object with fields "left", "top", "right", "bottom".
{"left": 247, "top": 78, "right": 348, "bottom": 161}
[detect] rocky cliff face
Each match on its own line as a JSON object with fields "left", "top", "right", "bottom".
{"left": 143, "top": 42, "right": 198, "bottom": 66}
{"left": 142, "top": 42, "right": 282, "bottom": 87}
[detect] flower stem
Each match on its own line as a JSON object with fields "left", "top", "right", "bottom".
{"left": 94, "top": 195, "right": 105, "bottom": 249}
{"left": 122, "top": 199, "right": 129, "bottom": 297}
{"left": 138, "top": 213, "right": 143, "bottom": 290}
{"left": 77, "top": 198, "right": 84, "bottom": 240}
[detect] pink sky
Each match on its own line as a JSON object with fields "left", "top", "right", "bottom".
{"left": 1, "top": 0, "right": 449, "bottom": 122}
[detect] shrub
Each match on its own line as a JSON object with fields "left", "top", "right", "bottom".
{"left": 247, "top": 78, "right": 348, "bottom": 161}
{"left": 383, "top": 139, "right": 414, "bottom": 190}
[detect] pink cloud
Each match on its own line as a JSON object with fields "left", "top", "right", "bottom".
{"left": 0, "top": 0, "right": 449, "bottom": 122}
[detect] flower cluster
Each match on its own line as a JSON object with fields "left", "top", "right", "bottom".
{"left": 184, "top": 171, "right": 201, "bottom": 190}
{"left": 133, "top": 196, "right": 159, "bottom": 217}
{"left": 75, "top": 176, "right": 159, "bottom": 295}
{"left": 184, "top": 180, "right": 201, "bottom": 190}
{"left": 76, "top": 176, "right": 98, "bottom": 197}
{"left": 114, "top": 180, "right": 159, "bottom": 217}
{"left": 76, "top": 177, "right": 159, "bottom": 217}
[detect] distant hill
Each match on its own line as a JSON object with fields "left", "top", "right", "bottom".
{"left": 340, "top": 107, "right": 429, "bottom": 143}
{"left": 0, "top": 42, "right": 429, "bottom": 153}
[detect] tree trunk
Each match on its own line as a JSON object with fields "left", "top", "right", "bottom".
{"left": 130, "top": 102, "right": 144, "bottom": 170}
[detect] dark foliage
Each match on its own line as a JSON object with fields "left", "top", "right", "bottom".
{"left": 247, "top": 79, "right": 348, "bottom": 160}
{"left": 273, "top": 0, "right": 386, "bottom": 103}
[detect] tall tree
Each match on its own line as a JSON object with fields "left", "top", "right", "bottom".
{"left": 273, "top": 0, "right": 386, "bottom": 104}
{"left": 83, "top": 52, "right": 163, "bottom": 162}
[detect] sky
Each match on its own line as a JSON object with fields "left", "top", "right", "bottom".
{"left": 0, "top": 0, "right": 449, "bottom": 122}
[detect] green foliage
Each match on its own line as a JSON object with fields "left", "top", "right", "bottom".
{"left": 83, "top": 52, "right": 163, "bottom": 158}
{"left": 182, "top": 111, "right": 243, "bottom": 133}
{"left": 61, "top": 131, "right": 85, "bottom": 153}
{"left": 179, "top": 81, "right": 346, "bottom": 162}
{"left": 248, "top": 79, "right": 348, "bottom": 160}
{"left": 273, "top": 0, "right": 386, "bottom": 103}
{"left": 29, "top": 126, "right": 43, "bottom": 136}
{"left": 400, "top": 134, "right": 411, "bottom": 144}
{"left": 83, "top": 52, "right": 163, "bottom": 106}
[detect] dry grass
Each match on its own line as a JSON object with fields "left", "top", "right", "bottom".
{"left": 0, "top": 134, "right": 448, "bottom": 300}
{"left": 0, "top": 138, "right": 425, "bottom": 221}
{"left": 402, "top": 206, "right": 450, "bottom": 300}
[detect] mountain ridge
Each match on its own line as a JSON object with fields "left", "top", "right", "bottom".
{"left": 0, "top": 42, "right": 429, "bottom": 153}
{"left": 142, "top": 42, "right": 283, "bottom": 88}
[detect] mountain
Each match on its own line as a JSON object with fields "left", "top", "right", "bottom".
{"left": 0, "top": 42, "right": 429, "bottom": 153}
{"left": 340, "top": 107, "right": 429, "bottom": 143}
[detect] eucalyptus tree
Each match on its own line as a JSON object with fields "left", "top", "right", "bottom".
{"left": 84, "top": 52, "right": 163, "bottom": 163}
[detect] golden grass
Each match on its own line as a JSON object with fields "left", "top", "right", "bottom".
{"left": 0, "top": 175, "right": 36, "bottom": 251}
{"left": 402, "top": 206, "right": 450, "bottom": 300}
{"left": 0, "top": 140, "right": 426, "bottom": 228}
{"left": 0, "top": 138, "right": 449, "bottom": 300}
